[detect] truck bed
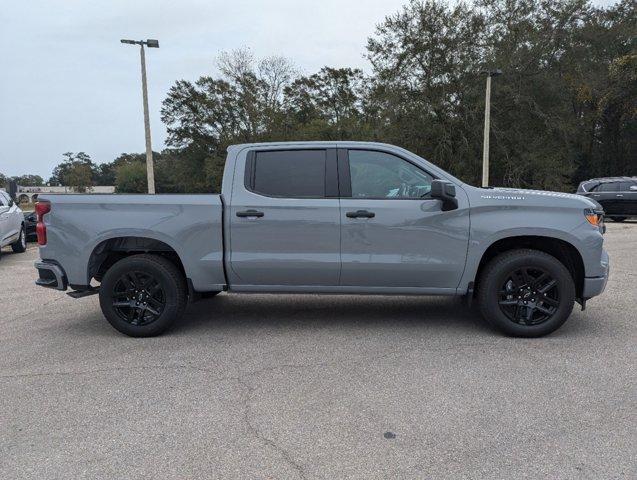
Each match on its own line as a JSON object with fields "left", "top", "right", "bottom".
{"left": 37, "top": 194, "right": 226, "bottom": 292}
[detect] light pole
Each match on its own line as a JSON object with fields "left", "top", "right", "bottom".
{"left": 481, "top": 69, "right": 502, "bottom": 187}
{"left": 121, "top": 39, "right": 159, "bottom": 194}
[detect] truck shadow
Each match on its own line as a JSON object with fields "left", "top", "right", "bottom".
{"left": 175, "top": 293, "right": 489, "bottom": 336}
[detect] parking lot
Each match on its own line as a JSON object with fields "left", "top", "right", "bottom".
{"left": 1, "top": 223, "right": 635, "bottom": 479}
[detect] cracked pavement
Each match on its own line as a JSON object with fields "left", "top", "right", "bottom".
{"left": 1, "top": 223, "right": 636, "bottom": 479}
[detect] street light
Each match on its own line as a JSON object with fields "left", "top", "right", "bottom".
{"left": 121, "top": 39, "right": 160, "bottom": 194}
{"left": 481, "top": 69, "right": 502, "bottom": 187}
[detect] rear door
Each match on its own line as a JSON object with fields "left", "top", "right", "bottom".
{"left": 337, "top": 148, "right": 470, "bottom": 291}
{"left": 228, "top": 147, "right": 341, "bottom": 288}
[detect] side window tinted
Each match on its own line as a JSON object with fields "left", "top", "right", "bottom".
{"left": 250, "top": 150, "right": 326, "bottom": 197}
{"left": 348, "top": 150, "right": 433, "bottom": 199}
{"left": 598, "top": 182, "right": 619, "bottom": 192}
{"left": 618, "top": 181, "right": 636, "bottom": 191}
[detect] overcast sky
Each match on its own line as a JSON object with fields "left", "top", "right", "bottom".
{"left": 0, "top": 0, "right": 620, "bottom": 179}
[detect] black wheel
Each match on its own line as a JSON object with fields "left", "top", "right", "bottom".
{"left": 612, "top": 217, "right": 626, "bottom": 222}
{"left": 98, "top": 254, "right": 187, "bottom": 337}
{"left": 11, "top": 225, "right": 27, "bottom": 253}
{"left": 477, "top": 249, "right": 575, "bottom": 337}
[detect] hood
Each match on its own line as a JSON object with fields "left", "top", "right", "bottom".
{"left": 465, "top": 185, "right": 602, "bottom": 210}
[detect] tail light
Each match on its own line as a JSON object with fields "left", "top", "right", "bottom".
{"left": 35, "top": 201, "right": 51, "bottom": 245}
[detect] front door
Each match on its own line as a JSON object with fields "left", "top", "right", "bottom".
{"left": 591, "top": 182, "right": 619, "bottom": 215}
{"left": 338, "top": 149, "right": 470, "bottom": 291}
{"left": 229, "top": 147, "right": 341, "bottom": 287}
{"left": 618, "top": 181, "right": 637, "bottom": 215}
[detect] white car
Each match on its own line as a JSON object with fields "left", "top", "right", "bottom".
{"left": 0, "top": 191, "right": 27, "bottom": 259}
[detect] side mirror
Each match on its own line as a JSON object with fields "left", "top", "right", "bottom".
{"left": 430, "top": 179, "right": 458, "bottom": 211}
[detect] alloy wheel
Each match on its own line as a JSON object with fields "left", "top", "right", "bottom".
{"left": 498, "top": 267, "right": 560, "bottom": 326}
{"left": 111, "top": 271, "right": 166, "bottom": 326}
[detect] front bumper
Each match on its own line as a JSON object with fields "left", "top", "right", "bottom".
{"left": 35, "top": 261, "right": 68, "bottom": 291}
{"left": 582, "top": 249, "right": 609, "bottom": 299}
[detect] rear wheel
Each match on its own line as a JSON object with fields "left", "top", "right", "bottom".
{"left": 612, "top": 217, "right": 626, "bottom": 222}
{"left": 477, "top": 249, "right": 575, "bottom": 337}
{"left": 11, "top": 225, "right": 27, "bottom": 253}
{"left": 98, "top": 254, "right": 187, "bottom": 337}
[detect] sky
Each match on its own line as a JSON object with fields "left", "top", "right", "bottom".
{"left": 0, "top": 0, "right": 620, "bottom": 180}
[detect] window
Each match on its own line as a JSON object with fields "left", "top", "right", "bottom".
{"left": 348, "top": 150, "right": 433, "bottom": 199}
{"left": 0, "top": 194, "right": 5, "bottom": 206}
{"left": 580, "top": 181, "right": 598, "bottom": 192}
{"left": 597, "top": 182, "right": 619, "bottom": 192}
{"left": 619, "top": 181, "right": 637, "bottom": 191}
{"left": 249, "top": 149, "right": 326, "bottom": 197}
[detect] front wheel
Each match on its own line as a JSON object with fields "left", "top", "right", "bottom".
{"left": 477, "top": 249, "right": 575, "bottom": 337}
{"left": 98, "top": 254, "right": 187, "bottom": 337}
{"left": 11, "top": 225, "right": 27, "bottom": 253}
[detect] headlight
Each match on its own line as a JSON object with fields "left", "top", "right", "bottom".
{"left": 584, "top": 208, "right": 605, "bottom": 233}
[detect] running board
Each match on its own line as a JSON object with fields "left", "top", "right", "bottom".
{"left": 67, "top": 288, "right": 99, "bottom": 299}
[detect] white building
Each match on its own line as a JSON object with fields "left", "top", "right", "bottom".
{"left": 16, "top": 185, "right": 115, "bottom": 204}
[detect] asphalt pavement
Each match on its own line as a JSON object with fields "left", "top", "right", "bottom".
{"left": 1, "top": 224, "right": 635, "bottom": 479}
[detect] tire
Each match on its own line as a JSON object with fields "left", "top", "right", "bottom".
{"left": 98, "top": 254, "right": 187, "bottom": 337}
{"left": 477, "top": 249, "right": 575, "bottom": 337}
{"left": 11, "top": 225, "right": 27, "bottom": 253}
{"left": 612, "top": 217, "right": 626, "bottom": 222}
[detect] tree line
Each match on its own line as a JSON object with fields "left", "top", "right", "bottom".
{"left": 3, "top": 0, "right": 635, "bottom": 195}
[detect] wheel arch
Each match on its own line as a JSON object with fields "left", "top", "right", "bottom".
{"left": 87, "top": 236, "right": 187, "bottom": 286}
{"left": 472, "top": 236, "right": 585, "bottom": 300}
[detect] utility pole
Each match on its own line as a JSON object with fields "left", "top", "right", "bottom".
{"left": 481, "top": 69, "right": 502, "bottom": 187}
{"left": 121, "top": 39, "right": 160, "bottom": 194}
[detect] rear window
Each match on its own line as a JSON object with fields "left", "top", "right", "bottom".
{"left": 619, "top": 181, "right": 637, "bottom": 191}
{"left": 249, "top": 149, "right": 326, "bottom": 197}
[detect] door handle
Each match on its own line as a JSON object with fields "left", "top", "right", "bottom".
{"left": 616, "top": 194, "right": 623, "bottom": 197}
{"left": 236, "top": 209, "right": 264, "bottom": 218}
{"left": 346, "top": 210, "right": 375, "bottom": 219}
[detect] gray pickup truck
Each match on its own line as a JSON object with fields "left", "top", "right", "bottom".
{"left": 34, "top": 142, "right": 609, "bottom": 337}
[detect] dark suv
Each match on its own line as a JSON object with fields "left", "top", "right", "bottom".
{"left": 577, "top": 177, "right": 637, "bottom": 222}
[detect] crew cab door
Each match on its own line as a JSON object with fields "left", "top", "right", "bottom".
{"left": 590, "top": 182, "right": 619, "bottom": 214}
{"left": 337, "top": 148, "right": 470, "bottom": 291}
{"left": 618, "top": 181, "right": 637, "bottom": 215}
{"left": 228, "top": 147, "right": 341, "bottom": 288}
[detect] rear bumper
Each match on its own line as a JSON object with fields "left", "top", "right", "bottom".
{"left": 35, "top": 261, "right": 68, "bottom": 291}
{"left": 582, "top": 249, "right": 609, "bottom": 299}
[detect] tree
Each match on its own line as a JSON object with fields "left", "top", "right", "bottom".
{"left": 94, "top": 163, "right": 115, "bottom": 186}
{"left": 151, "top": 1, "right": 634, "bottom": 192}
{"left": 49, "top": 152, "right": 96, "bottom": 192}
{"left": 11, "top": 174, "right": 44, "bottom": 186}
{"left": 284, "top": 67, "right": 372, "bottom": 140}
{"left": 115, "top": 161, "right": 147, "bottom": 193}
{"left": 161, "top": 48, "right": 297, "bottom": 154}
{"left": 365, "top": 0, "right": 635, "bottom": 189}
